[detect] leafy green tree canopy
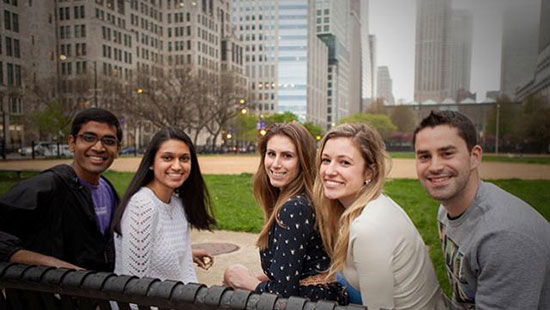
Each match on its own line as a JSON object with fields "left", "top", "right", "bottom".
{"left": 390, "top": 105, "right": 416, "bottom": 133}
{"left": 263, "top": 111, "right": 298, "bottom": 126}
{"left": 339, "top": 113, "right": 397, "bottom": 139}
{"left": 303, "top": 121, "right": 323, "bottom": 140}
{"left": 31, "top": 100, "right": 72, "bottom": 140}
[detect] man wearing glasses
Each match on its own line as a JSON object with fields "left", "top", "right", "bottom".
{"left": 0, "top": 108, "right": 122, "bottom": 271}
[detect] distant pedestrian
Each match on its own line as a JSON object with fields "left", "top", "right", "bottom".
{"left": 224, "top": 123, "right": 347, "bottom": 304}
{"left": 112, "top": 127, "right": 215, "bottom": 282}
{"left": 414, "top": 110, "right": 550, "bottom": 309}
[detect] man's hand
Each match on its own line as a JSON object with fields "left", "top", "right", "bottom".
{"left": 9, "top": 249, "right": 84, "bottom": 270}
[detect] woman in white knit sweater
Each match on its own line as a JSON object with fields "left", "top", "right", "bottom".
{"left": 112, "top": 127, "right": 216, "bottom": 282}
{"left": 313, "top": 123, "right": 447, "bottom": 310}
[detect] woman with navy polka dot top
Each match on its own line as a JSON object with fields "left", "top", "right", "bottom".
{"left": 224, "top": 123, "right": 347, "bottom": 304}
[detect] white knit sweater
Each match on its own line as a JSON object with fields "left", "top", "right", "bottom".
{"left": 114, "top": 187, "right": 197, "bottom": 283}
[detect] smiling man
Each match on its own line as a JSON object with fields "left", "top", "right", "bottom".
{"left": 0, "top": 108, "right": 122, "bottom": 271}
{"left": 413, "top": 110, "right": 550, "bottom": 310}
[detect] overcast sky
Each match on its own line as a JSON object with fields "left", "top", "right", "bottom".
{"left": 369, "top": 0, "right": 541, "bottom": 102}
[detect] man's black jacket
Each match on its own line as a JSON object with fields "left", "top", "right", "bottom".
{"left": 0, "top": 164, "right": 119, "bottom": 271}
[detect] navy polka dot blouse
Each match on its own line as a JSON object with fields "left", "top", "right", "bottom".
{"left": 254, "top": 195, "right": 347, "bottom": 304}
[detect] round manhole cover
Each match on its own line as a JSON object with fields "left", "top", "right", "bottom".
{"left": 192, "top": 242, "right": 240, "bottom": 256}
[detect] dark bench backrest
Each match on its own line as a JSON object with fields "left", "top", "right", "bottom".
{"left": 0, "top": 263, "right": 366, "bottom": 310}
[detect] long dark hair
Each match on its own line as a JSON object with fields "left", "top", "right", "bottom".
{"left": 112, "top": 127, "right": 216, "bottom": 235}
{"left": 253, "top": 122, "right": 317, "bottom": 249}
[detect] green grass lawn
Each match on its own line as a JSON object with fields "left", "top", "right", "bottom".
{"left": 390, "top": 152, "right": 550, "bottom": 164}
{"left": 1, "top": 170, "right": 548, "bottom": 296}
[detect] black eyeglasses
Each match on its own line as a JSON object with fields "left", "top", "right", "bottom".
{"left": 78, "top": 133, "right": 118, "bottom": 147}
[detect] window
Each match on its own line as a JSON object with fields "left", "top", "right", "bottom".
{"left": 14, "top": 64, "right": 20, "bottom": 85}
{"left": 11, "top": 13, "right": 18, "bottom": 32}
{"left": 0, "top": 62, "right": 3, "bottom": 84}
{"left": 13, "top": 39, "right": 19, "bottom": 58}
{"left": 9, "top": 96, "right": 22, "bottom": 115}
{"left": 74, "top": 5, "right": 85, "bottom": 18}
{"left": 6, "top": 63, "right": 13, "bottom": 85}
{"left": 60, "top": 26, "right": 70, "bottom": 39}
{"left": 74, "top": 24, "right": 86, "bottom": 38}
{"left": 4, "top": 11, "right": 11, "bottom": 30}
{"left": 5, "top": 37, "right": 12, "bottom": 56}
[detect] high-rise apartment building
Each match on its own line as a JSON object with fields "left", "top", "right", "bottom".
{"left": 360, "top": 0, "right": 373, "bottom": 102}
{"left": 369, "top": 34, "right": 377, "bottom": 99}
{"left": 515, "top": 0, "right": 550, "bottom": 104}
{"left": 347, "top": 0, "right": 361, "bottom": 114}
{"left": 415, "top": 0, "right": 473, "bottom": 103}
{"left": 500, "top": 2, "right": 540, "bottom": 99}
{"left": 376, "top": 65, "right": 394, "bottom": 105}
{"left": 2, "top": 0, "right": 245, "bottom": 147}
{"left": 447, "top": 9, "right": 472, "bottom": 102}
{"left": 414, "top": 0, "right": 451, "bottom": 103}
{"left": 316, "top": 0, "right": 350, "bottom": 127}
{"left": 232, "top": 0, "right": 327, "bottom": 125}
{"left": 0, "top": 0, "right": 57, "bottom": 148}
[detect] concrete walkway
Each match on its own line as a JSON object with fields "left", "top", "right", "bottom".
{"left": 191, "top": 230, "right": 261, "bottom": 287}
{"left": 1, "top": 155, "right": 549, "bottom": 179}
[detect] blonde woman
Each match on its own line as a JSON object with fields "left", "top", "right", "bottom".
{"left": 224, "top": 123, "right": 347, "bottom": 304}
{"left": 314, "top": 123, "right": 446, "bottom": 309}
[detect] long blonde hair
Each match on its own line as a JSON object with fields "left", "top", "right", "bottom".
{"left": 313, "top": 123, "right": 389, "bottom": 277}
{"left": 254, "top": 122, "right": 317, "bottom": 249}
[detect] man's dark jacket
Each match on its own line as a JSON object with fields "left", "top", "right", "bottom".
{"left": 0, "top": 164, "right": 118, "bottom": 271}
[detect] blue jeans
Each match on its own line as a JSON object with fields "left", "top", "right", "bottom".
{"left": 336, "top": 273, "right": 363, "bottom": 305}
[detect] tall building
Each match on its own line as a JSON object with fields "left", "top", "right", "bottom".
{"left": 307, "top": 1, "right": 329, "bottom": 126}
{"left": 360, "top": 1, "right": 373, "bottom": 102}
{"left": 515, "top": 0, "right": 550, "bottom": 104}
{"left": 0, "top": 0, "right": 57, "bottom": 148}
{"left": 347, "top": 0, "right": 362, "bottom": 114}
{"left": 414, "top": 0, "right": 451, "bottom": 103}
{"left": 316, "top": 0, "right": 351, "bottom": 127}
{"left": 447, "top": 9, "right": 473, "bottom": 102}
{"left": 2, "top": 0, "right": 246, "bottom": 147}
{"left": 500, "top": 2, "right": 540, "bottom": 99}
{"left": 232, "top": 0, "right": 327, "bottom": 125}
{"left": 279, "top": 0, "right": 323, "bottom": 123}
{"left": 376, "top": 66, "right": 394, "bottom": 105}
{"left": 369, "top": 34, "right": 377, "bottom": 99}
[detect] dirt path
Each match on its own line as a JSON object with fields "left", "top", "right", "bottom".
{"left": 0, "top": 155, "right": 549, "bottom": 179}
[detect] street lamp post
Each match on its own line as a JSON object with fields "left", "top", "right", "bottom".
{"left": 93, "top": 61, "right": 98, "bottom": 107}
{"left": 495, "top": 103, "right": 500, "bottom": 154}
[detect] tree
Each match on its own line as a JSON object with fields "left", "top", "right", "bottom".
{"left": 23, "top": 75, "right": 84, "bottom": 142}
{"left": 205, "top": 71, "right": 250, "bottom": 150}
{"left": 486, "top": 95, "right": 520, "bottom": 141}
{"left": 390, "top": 105, "right": 416, "bottom": 133}
{"left": 111, "top": 70, "right": 201, "bottom": 131}
{"left": 339, "top": 113, "right": 397, "bottom": 139}
{"left": 30, "top": 100, "right": 72, "bottom": 140}
{"left": 263, "top": 111, "right": 298, "bottom": 126}
{"left": 303, "top": 121, "right": 323, "bottom": 140}
{"left": 365, "top": 98, "right": 386, "bottom": 114}
{"left": 233, "top": 113, "right": 259, "bottom": 144}
{"left": 518, "top": 94, "right": 550, "bottom": 152}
